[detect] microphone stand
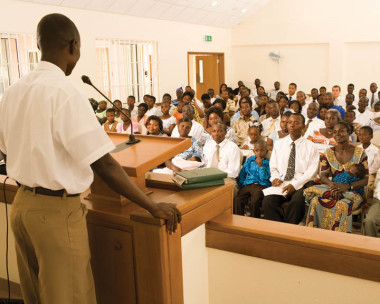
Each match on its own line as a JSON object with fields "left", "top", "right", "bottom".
{"left": 81, "top": 75, "right": 140, "bottom": 145}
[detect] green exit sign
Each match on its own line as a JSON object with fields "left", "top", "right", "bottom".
{"left": 204, "top": 35, "right": 212, "bottom": 42}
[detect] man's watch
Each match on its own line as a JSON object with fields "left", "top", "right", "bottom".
{"left": 349, "top": 183, "right": 354, "bottom": 191}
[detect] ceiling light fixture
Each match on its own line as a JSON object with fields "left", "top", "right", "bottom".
{"left": 241, "top": 8, "right": 247, "bottom": 13}
{"left": 211, "top": 1, "right": 218, "bottom": 6}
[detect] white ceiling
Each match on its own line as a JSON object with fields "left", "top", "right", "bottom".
{"left": 17, "top": 0, "right": 270, "bottom": 28}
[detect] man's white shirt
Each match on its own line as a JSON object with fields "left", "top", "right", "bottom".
{"left": 203, "top": 138, "right": 241, "bottom": 178}
{"left": 269, "top": 135, "right": 319, "bottom": 190}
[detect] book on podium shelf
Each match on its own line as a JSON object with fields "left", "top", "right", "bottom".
{"left": 172, "top": 168, "right": 227, "bottom": 189}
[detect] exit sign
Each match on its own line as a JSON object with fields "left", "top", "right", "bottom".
{"left": 204, "top": 35, "right": 212, "bottom": 42}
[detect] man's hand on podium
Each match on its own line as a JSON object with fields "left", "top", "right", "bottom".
{"left": 151, "top": 202, "right": 182, "bottom": 234}
{"left": 91, "top": 153, "right": 182, "bottom": 234}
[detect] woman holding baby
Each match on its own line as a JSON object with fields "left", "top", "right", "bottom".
{"left": 304, "top": 121, "right": 369, "bottom": 233}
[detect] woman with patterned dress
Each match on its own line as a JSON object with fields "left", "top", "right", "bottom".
{"left": 304, "top": 121, "right": 369, "bottom": 233}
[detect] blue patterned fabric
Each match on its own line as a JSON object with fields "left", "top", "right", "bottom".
{"left": 333, "top": 171, "right": 363, "bottom": 194}
{"left": 175, "top": 137, "right": 203, "bottom": 160}
{"left": 237, "top": 156, "right": 271, "bottom": 187}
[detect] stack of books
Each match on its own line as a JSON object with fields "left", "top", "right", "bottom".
{"left": 172, "top": 168, "right": 227, "bottom": 189}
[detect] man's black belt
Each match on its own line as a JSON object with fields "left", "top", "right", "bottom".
{"left": 22, "top": 185, "right": 80, "bottom": 197}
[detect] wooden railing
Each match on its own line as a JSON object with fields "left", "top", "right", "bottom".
{"left": 206, "top": 213, "right": 380, "bottom": 282}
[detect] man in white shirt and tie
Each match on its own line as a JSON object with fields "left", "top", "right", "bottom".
{"left": 203, "top": 121, "right": 241, "bottom": 196}
{"left": 369, "top": 82, "right": 379, "bottom": 108}
{"left": 303, "top": 102, "right": 325, "bottom": 138}
{"left": 262, "top": 113, "right": 319, "bottom": 224}
{"left": 287, "top": 83, "right": 297, "bottom": 102}
{"left": 354, "top": 97, "right": 374, "bottom": 125}
{"left": 261, "top": 100, "right": 281, "bottom": 136}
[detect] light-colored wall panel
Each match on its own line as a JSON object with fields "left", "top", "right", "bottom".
{"left": 208, "top": 248, "right": 380, "bottom": 304}
{"left": 232, "top": 43, "right": 329, "bottom": 93}
{"left": 0, "top": 0, "right": 232, "bottom": 101}
{"left": 343, "top": 42, "right": 380, "bottom": 91}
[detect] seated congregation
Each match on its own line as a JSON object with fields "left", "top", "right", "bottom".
{"left": 91, "top": 80, "right": 380, "bottom": 237}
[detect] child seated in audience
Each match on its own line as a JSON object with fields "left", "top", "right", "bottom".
{"left": 116, "top": 108, "right": 143, "bottom": 134}
{"left": 95, "top": 99, "right": 108, "bottom": 124}
{"left": 172, "top": 100, "right": 184, "bottom": 124}
{"left": 241, "top": 122, "right": 265, "bottom": 150}
{"left": 113, "top": 99, "right": 123, "bottom": 123}
{"left": 234, "top": 140, "right": 271, "bottom": 218}
{"left": 103, "top": 108, "right": 118, "bottom": 132}
{"left": 132, "top": 103, "right": 149, "bottom": 127}
{"left": 159, "top": 102, "right": 176, "bottom": 136}
{"left": 213, "top": 99, "right": 231, "bottom": 126}
{"left": 344, "top": 110, "right": 360, "bottom": 141}
{"left": 127, "top": 95, "right": 138, "bottom": 117}
{"left": 359, "top": 126, "right": 380, "bottom": 196}
{"left": 267, "top": 111, "right": 291, "bottom": 151}
{"left": 146, "top": 115, "right": 166, "bottom": 136}
{"left": 319, "top": 104, "right": 328, "bottom": 120}
{"left": 146, "top": 95, "right": 159, "bottom": 116}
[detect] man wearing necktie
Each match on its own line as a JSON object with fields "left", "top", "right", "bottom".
{"left": 262, "top": 113, "right": 319, "bottom": 224}
{"left": 287, "top": 83, "right": 297, "bottom": 102}
{"left": 204, "top": 121, "right": 241, "bottom": 196}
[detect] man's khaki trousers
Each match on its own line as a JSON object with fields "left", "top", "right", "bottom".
{"left": 11, "top": 187, "right": 96, "bottom": 304}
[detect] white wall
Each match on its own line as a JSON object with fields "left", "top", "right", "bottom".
{"left": 182, "top": 224, "right": 209, "bottom": 304}
{"left": 231, "top": 0, "right": 380, "bottom": 94}
{"left": 208, "top": 248, "right": 380, "bottom": 304}
{"left": 0, "top": 0, "right": 232, "bottom": 101}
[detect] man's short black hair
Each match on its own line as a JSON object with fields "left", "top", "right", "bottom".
{"left": 290, "top": 112, "right": 305, "bottom": 125}
{"left": 289, "top": 82, "right": 297, "bottom": 89}
{"left": 37, "top": 13, "right": 79, "bottom": 52}
{"left": 106, "top": 108, "right": 115, "bottom": 114}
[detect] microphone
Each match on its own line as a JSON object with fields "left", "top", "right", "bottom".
{"left": 81, "top": 75, "right": 140, "bottom": 145}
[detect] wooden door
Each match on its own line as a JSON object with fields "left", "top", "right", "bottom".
{"left": 195, "top": 55, "right": 219, "bottom": 100}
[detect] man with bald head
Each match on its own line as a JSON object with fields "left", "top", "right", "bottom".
{"left": 0, "top": 14, "right": 181, "bottom": 303}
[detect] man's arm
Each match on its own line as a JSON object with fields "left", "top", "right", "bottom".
{"left": 91, "top": 153, "right": 181, "bottom": 233}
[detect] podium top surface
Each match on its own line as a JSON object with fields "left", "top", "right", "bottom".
{"left": 108, "top": 133, "right": 191, "bottom": 177}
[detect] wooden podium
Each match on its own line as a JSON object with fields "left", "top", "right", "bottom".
{"left": 83, "top": 133, "right": 234, "bottom": 304}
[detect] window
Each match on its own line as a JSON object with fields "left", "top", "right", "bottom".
{"left": 0, "top": 33, "right": 39, "bottom": 97}
{"left": 96, "top": 38, "right": 159, "bottom": 105}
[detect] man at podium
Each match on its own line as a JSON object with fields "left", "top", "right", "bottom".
{"left": 0, "top": 13, "right": 181, "bottom": 304}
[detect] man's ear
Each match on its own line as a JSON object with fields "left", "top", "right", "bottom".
{"left": 69, "top": 39, "right": 78, "bottom": 55}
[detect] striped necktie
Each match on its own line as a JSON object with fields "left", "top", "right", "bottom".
{"left": 284, "top": 142, "right": 296, "bottom": 181}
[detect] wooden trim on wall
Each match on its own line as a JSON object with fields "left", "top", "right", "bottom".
{"left": 206, "top": 214, "right": 380, "bottom": 282}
